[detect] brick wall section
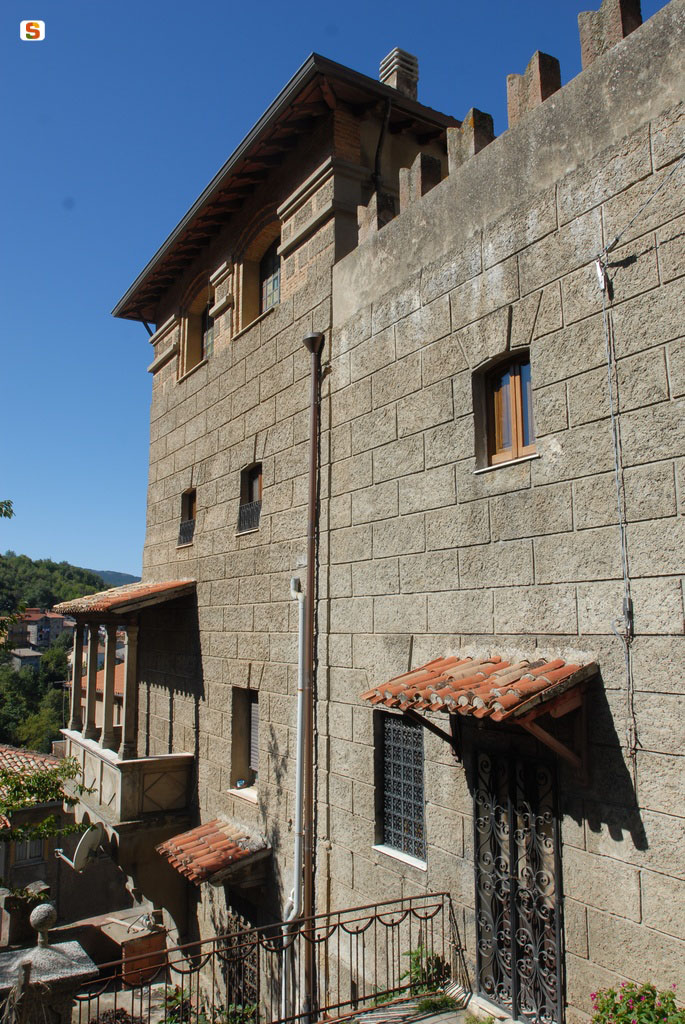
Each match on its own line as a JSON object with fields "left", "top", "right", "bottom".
{"left": 327, "top": 4, "right": 684, "bottom": 1017}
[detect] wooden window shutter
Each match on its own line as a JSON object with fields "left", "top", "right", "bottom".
{"left": 249, "top": 697, "right": 259, "bottom": 776}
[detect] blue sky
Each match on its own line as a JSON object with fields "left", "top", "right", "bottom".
{"left": 1, "top": 0, "right": 665, "bottom": 577}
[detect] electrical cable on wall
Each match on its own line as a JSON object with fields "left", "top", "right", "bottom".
{"left": 593, "top": 149, "right": 684, "bottom": 787}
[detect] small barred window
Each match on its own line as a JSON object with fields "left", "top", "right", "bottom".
{"left": 381, "top": 715, "right": 426, "bottom": 860}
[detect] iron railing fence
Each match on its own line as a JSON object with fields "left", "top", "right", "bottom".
{"left": 72, "top": 892, "right": 469, "bottom": 1024}
{"left": 237, "top": 500, "right": 261, "bottom": 533}
{"left": 178, "top": 518, "right": 196, "bottom": 545}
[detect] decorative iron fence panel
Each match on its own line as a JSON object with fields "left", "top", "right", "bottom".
{"left": 70, "top": 893, "right": 469, "bottom": 1024}
{"left": 474, "top": 751, "right": 563, "bottom": 1024}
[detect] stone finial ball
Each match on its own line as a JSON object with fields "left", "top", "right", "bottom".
{"left": 30, "top": 902, "right": 57, "bottom": 933}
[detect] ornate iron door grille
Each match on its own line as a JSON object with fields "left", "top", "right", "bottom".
{"left": 474, "top": 751, "right": 563, "bottom": 1024}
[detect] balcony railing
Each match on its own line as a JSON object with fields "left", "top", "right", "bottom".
{"left": 237, "top": 500, "right": 261, "bottom": 533}
{"left": 178, "top": 517, "right": 196, "bottom": 545}
{"left": 71, "top": 892, "right": 469, "bottom": 1024}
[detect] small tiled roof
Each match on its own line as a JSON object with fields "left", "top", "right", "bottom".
{"left": 157, "top": 819, "right": 269, "bottom": 885}
{"left": 0, "top": 745, "right": 60, "bottom": 774}
{"left": 53, "top": 579, "right": 196, "bottom": 616}
{"left": 0, "top": 744, "right": 61, "bottom": 823}
{"left": 360, "top": 653, "right": 597, "bottom": 722}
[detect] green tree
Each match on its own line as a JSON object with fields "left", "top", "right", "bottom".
{"left": 17, "top": 688, "right": 64, "bottom": 754}
{"left": 0, "top": 551, "right": 105, "bottom": 614}
{"left": 38, "top": 644, "right": 69, "bottom": 687}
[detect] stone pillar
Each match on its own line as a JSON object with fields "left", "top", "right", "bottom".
{"left": 100, "top": 623, "right": 117, "bottom": 750}
{"left": 0, "top": 905, "right": 98, "bottom": 1024}
{"left": 83, "top": 624, "right": 99, "bottom": 740}
{"left": 119, "top": 624, "right": 139, "bottom": 760}
{"left": 507, "top": 51, "right": 561, "bottom": 129}
{"left": 68, "top": 622, "right": 84, "bottom": 731}
{"left": 579, "top": 0, "right": 642, "bottom": 69}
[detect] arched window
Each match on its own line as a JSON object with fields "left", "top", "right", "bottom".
{"left": 484, "top": 353, "right": 535, "bottom": 465}
{"left": 181, "top": 284, "right": 214, "bottom": 376}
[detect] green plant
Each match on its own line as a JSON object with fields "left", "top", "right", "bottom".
{"left": 401, "top": 945, "right": 450, "bottom": 994}
{"left": 217, "top": 1003, "right": 258, "bottom": 1024}
{"left": 368, "top": 989, "right": 396, "bottom": 1008}
{"left": 465, "top": 1015, "right": 494, "bottom": 1024}
{"left": 591, "top": 983, "right": 684, "bottom": 1024}
{"left": 416, "top": 994, "right": 458, "bottom": 1014}
{"left": 88, "top": 1011, "right": 144, "bottom": 1024}
{"left": 0, "top": 881, "right": 51, "bottom": 904}
{"left": 164, "top": 987, "right": 192, "bottom": 1024}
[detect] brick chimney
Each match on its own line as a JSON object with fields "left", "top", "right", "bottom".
{"left": 379, "top": 48, "right": 419, "bottom": 100}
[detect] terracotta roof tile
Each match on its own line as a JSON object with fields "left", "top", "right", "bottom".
{"left": 0, "top": 744, "right": 61, "bottom": 822}
{"left": 0, "top": 744, "right": 59, "bottom": 774}
{"left": 53, "top": 579, "right": 196, "bottom": 616}
{"left": 360, "top": 652, "right": 597, "bottom": 721}
{"left": 156, "top": 819, "right": 269, "bottom": 885}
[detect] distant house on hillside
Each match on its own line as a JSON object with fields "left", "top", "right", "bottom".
{"left": 3, "top": 610, "right": 74, "bottom": 652}
{"left": 9, "top": 648, "right": 42, "bottom": 673}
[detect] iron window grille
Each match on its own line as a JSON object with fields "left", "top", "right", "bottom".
{"left": 237, "top": 500, "right": 261, "bottom": 533}
{"left": 381, "top": 714, "right": 426, "bottom": 860}
{"left": 179, "top": 489, "right": 197, "bottom": 545}
{"left": 178, "top": 518, "right": 196, "bottom": 545}
{"left": 238, "top": 464, "right": 262, "bottom": 533}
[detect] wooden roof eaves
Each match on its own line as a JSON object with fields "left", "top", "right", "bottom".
{"left": 112, "top": 52, "right": 458, "bottom": 322}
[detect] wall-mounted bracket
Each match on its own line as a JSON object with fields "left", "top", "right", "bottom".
{"left": 517, "top": 683, "right": 588, "bottom": 784}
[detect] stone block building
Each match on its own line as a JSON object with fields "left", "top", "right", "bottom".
{"left": 55, "top": 1, "right": 684, "bottom": 1022}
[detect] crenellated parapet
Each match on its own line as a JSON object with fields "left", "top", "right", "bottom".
{"left": 447, "top": 109, "right": 495, "bottom": 174}
{"left": 355, "top": 0, "right": 666, "bottom": 230}
{"left": 578, "top": 0, "right": 642, "bottom": 68}
{"left": 506, "top": 51, "right": 561, "bottom": 129}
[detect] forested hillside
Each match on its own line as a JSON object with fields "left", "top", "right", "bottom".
{"left": 0, "top": 552, "right": 105, "bottom": 613}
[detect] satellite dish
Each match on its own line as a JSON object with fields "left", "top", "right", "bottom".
{"left": 54, "top": 822, "right": 104, "bottom": 872}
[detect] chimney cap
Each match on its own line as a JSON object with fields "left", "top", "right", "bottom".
{"left": 379, "top": 48, "right": 419, "bottom": 100}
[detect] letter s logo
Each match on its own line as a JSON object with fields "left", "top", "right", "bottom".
{"left": 20, "top": 20, "right": 45, "bottom": 40}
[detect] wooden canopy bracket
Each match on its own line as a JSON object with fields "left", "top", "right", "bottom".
{"left": 403, "top": 709, "right": 462, "bottom": 762}
{"left": 517, "top": 684, "right": 589, "bottom": 784}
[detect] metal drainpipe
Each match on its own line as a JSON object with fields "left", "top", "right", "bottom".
{"left": 302, "top": 330, "right": 324, "bottom": 1020}
{"left": 281, "top": 577, "right": 306, "bottom": 1021}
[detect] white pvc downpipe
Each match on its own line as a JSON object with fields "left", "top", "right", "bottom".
{"left": 281, "top": 576, "right": 306, "bottom": 1021}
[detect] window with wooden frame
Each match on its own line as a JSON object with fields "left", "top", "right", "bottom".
{"left": 231, "top": 689, "right": 259, "bottom": 791}
{"left": 485, "top": 354, "right": 535, "bottom": 465}
{"left": 178, "top": 488, "right": 197, "bottom": 546}
{"left": 14, "top": 837, "right": 44, "bottom": 865}
{"left": 237, "top": 230, "right": 281, "bottom": 330}
{"left": 259, "top": 240, "right": 280, "bottom": 313}
{"left": 181, "top": 285, "right": 214, "bottom": 376}
{"left": 237, "top": 463, "right": 262, "bottom": 533}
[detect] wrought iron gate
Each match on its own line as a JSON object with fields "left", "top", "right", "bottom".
{"left": 474, "top": 751, "right": 564, "bottom": 1024}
